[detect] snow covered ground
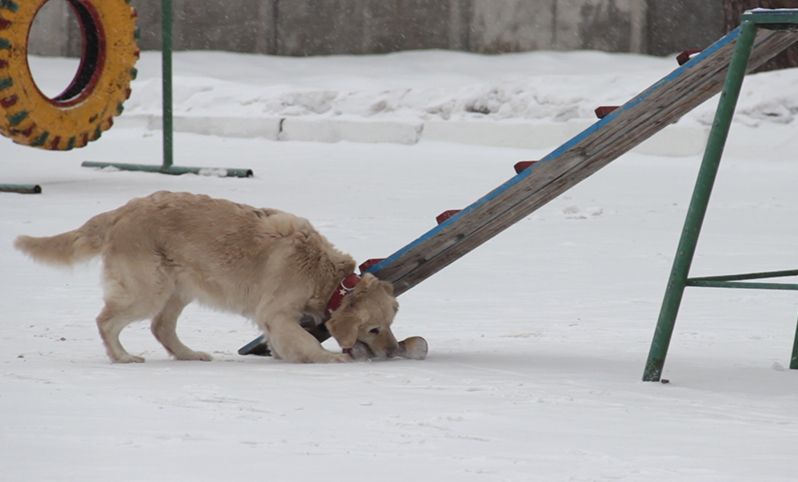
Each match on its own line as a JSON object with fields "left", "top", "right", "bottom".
{"left": 2, "top": 50, "right": 798, "bottom": 481}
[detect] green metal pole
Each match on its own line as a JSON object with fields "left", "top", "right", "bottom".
{"left": 792, "top": 314, "right": 798, "bottom": 369}
{"left": 161, "top": 0, "right": 173, "bottom": 170}
{"left": 642, "top": 21, "right": 758, "bottom": 382}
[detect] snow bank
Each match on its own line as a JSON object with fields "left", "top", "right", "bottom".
{"left": 30, "top": 49, "right": 796, "bottom": 156}
{"left": 118, "top": 50, "right": 798, "bottom": 156}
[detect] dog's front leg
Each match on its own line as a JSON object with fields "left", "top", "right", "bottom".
{"left": 258, "top": 308, "right": 350, "bottom": 363}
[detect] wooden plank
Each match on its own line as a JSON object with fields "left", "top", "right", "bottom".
{"left": 367, "top": 27, "right": 798, "bottom": 296}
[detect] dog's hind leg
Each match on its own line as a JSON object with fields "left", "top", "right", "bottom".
{"left": 97, "top": 257, "right": 171, "bottom": 363}
{"left": 96, "top": 301, "right": 149, "bottom": 363}
{"left": 151, "top": 294, "right": 211, "bottom": 361}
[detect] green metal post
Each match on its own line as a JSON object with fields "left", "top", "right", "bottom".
{"left": 161, "top": 0, "right": 173, "bottom": 170}
{"left": 792, "top": 315, "right": 798, "bottom": 369}
{"left": 642, "top": 20, "right": 758, "bottom": 382}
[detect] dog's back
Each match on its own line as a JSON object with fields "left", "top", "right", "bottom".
{"left": 15, "top": 191, "right": 354, "bottom": 313}
{"left": 16, "top": 191, "right": 295, "bottom": 267}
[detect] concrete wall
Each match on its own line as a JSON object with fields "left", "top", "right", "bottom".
{"left": 646, "top": 0, "right": 725, "bottom": 56}
{"left": 30, "top": 0, "right": 727, "bottom": 57}
{"left": 28, "top": 0, "right": 80, "bottom": 56}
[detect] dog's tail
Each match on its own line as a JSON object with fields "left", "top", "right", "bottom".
{"left": 14, "top": 211, "right": 115, "bottom": 267}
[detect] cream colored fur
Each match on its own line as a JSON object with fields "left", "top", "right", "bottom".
{"left": 14, "top": 191, "right": 400, "bottom": 363}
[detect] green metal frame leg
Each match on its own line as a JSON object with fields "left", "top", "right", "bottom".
{"left": 642, "top": 20, "right": 758, "bottom": 382}
{"left": 792, "top": 314, "right": 798, "bottom": 370}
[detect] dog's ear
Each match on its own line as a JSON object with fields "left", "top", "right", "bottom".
{"left": 326, "top": 312, "right": 361, "bottom": 349}
{"left": 335, "top": 258, "right": 357, "bottom": 279}
{"left": 359, "top": 273, "right": 378, "bottom": 287}
{"left": 359, "top": 274, "right": 394, "bottom": 296}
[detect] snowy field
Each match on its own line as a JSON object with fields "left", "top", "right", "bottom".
{"left": 2, "top": 50, "right": 798, "bottom": 481}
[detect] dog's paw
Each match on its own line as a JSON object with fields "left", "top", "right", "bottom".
{"left": 332, "top": 353, "right": 353, "bottom": 363}
{"left": 317, "top": 352, "right": 352, "bottom": 363}
{"left": 175, "top": 351, "right": 213, "bottom": 362}
{"left": 194, "top": 351, "right": 213, "bottom": 362}
{"left": 114, "top": 354, "right": 145, "bottom": 364}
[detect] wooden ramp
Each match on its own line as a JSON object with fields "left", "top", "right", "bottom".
{"left": 239, "top": 12, "right": 798, "bottom": 355}
{"left": 367, "top": 22, "right": 798, "bottom": 295}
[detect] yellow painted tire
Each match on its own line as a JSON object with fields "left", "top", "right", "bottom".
{"left": 0, "top": 0, "right": 138, "bottom": 150}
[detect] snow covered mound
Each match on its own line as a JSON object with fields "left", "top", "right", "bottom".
{"left": 28, "top": 50, "right": 798, "bottom": 155}
{"left": 118, "top": 50, "right": 798, "bottom": 127}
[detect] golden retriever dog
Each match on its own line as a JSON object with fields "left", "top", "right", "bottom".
{"left": 14, "top": 191, "right": 401, "bottom": 363}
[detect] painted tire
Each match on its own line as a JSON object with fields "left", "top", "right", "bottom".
{"left": 0, "top": 0, "right": 138, "bottom": 150}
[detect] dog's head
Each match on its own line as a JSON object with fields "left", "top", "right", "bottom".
{"left": 326, "top": 273, "right": 400, "bottom": 358}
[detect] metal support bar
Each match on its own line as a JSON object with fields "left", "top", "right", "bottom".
{"left": 688, "top": 269, "right": 798, "bottom": 282}
{"left": 686, "top": 280, "right": 798, "bottom": 291}
{"left": 0, "top": 184, "right": 42, "bottom": 194}
{"left": 743, "top": 9, "right": 798, "bottom": 25}
{"left": 81, "top": 161, "right": 253, "bottom": 178}
{"left": 642, "top": 20, "right": 758, "bottom": 382}
{"left": 686, "top": 269, "right": 798, "bottom": 290}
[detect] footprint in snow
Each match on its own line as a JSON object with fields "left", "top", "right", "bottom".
{"left": 562, "top": 205, "right": 603, "bottom": 219}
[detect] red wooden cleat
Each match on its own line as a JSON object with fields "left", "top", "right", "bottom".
{"left": 514, "top": 160, "right": 537, "bottom": 174}
{"left": 436, "top": 210, "right": 461, "bottom": 225}
{"left": 595, "top": 106, "right": 619, "bottom": 119}
{"left": 359, "top": 258, "right": 386, "bottom": 273}
{"left": 676, "top": 49, "right": 702, "bottom": 66}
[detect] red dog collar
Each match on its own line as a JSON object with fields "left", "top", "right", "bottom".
{"left": 325, "top": 273, "right": 361, "bottom": 317}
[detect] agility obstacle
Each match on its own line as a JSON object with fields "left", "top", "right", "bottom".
{"left": 0, "top": 0, "right": 138, "bottom": 150}
{"left": 0, "top": 0, "right": 251, "bottom": 194}
{"left": 0, "top": 0, "right": 138, "bottom": 193}
{"left": 240, "top": 9, "right": 798, "bottom": 381}
{"left": 80, "top": 0, "right": 252, "bottom": 178}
